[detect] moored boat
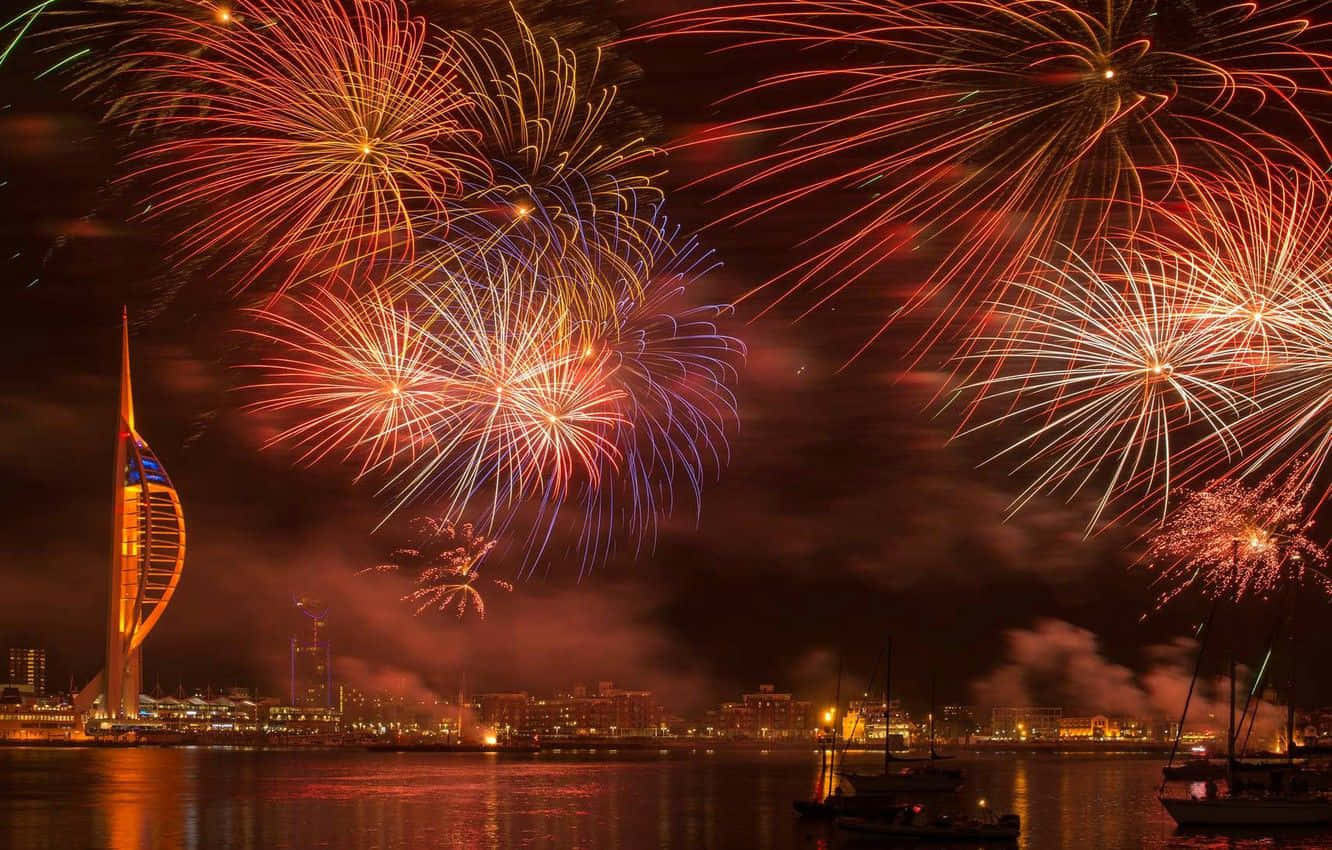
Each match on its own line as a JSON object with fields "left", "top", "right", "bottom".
{"left": 840, "top": 765, "right": 966, "bottom": 794}
{"left": 1160, "top": 795, "right": 1332, "bottom": 827}
{"left": 839, "top": 638, "right": 966, "bottom": 795}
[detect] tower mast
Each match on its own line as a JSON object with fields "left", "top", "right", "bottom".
{"left": 77, "top": 310, "right": 187, "bottom": 724}
{"left": 105, "top": 308, "right": 138, "bottom": 719}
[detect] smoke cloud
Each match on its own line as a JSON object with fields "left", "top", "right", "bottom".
{"left": 972, "top": 619, "right": 1284, "bottom": 744}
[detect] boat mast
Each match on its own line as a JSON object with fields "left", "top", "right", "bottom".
{"left": 883, "top": 636, "right": 893, "bottom": 772}
{"left": 1228, "top": 539, "right": 1238, "bottom": 791}
{"left": 832, "top": 652, "right": 842, "bottom": 770}
{"left": 929, "top": 669, "right": 937, "bottom": 760}
{"left": 1287, "top": 557, "right": 1301, "bottom": 765}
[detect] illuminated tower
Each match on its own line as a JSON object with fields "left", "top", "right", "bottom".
{"left": 76, "top": 311, "right": 187, "bottom": 720}
{"left": 290, "top": 596, "right": 331, "bottom": 708}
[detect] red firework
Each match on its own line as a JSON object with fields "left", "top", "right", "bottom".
{"left": 1142, "top": 473, "right": 1328, "bottom": 604}
{"left": 125, "top": 0, "right": 487, "bottom": 291}
{"left": 639, "top": 0, "right": 1332, "bottom": 360}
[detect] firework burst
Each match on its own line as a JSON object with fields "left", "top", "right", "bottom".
{"left": 426, "top": 9, "right": 663, "bottom": 320}
{"left": 640, "top": 0, "right": 1332, "bottom": 359}
{"left": 952, "top": 244, "right": 1255, "bottom": 531}
{"left": 362, "top": 517, "right": 507, "bottom": 619}
{"left": 124, "top": 0, "right": 487, "bottom": 291}
{"left": 374, "top": 252, "right": 628, "bottom": 531}
{"left": 1142, "top": 473, "right": 1328, "bottom": 604}
{"left": 1138, "top": 163, "right": 1332, "bottom": 367}
{"left": 1221, "top": 281, "right": 1332, "bottom": 499}
{"left": 243, "top": 284, "right": 453, "bottom": 477}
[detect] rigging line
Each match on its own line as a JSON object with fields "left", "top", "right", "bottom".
{"left": 1162, "top": 597, "right": 1220, "bottom": 793}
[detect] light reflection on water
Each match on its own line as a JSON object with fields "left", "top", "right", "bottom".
{"left": 3, "top": 747, "right": 1332, "bottom": 849}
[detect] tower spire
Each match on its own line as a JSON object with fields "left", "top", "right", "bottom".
{"left": 120, "top": 307, "right": 134, "bottom": 432}
{"left": 74, "top": 309, "right": 186, "bottom": 723}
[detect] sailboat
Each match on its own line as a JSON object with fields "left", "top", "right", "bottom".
{"left": 840, "top": 639, "right": 966, "bottom": 795}
{"left": 1160, "top": 543, "right": 1332, "bottom": 827}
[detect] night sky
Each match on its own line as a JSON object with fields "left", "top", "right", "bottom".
{"left": 0, "top": 0, "right": 1316, "bottom": 719}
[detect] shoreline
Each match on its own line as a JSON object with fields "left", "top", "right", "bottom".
{"left": 0, "top": 738, "right": 1183, "bottom": 754}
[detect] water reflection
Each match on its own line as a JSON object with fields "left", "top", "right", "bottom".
{"left": 3, "top": 748, "right": 1332, "bottom": 849}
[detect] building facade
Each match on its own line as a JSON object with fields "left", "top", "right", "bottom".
{"left": 714, "top": 685, "right": 812, "bottom": 740}
{"left": 991, "top": 706, "right": 1063, "bottom": 741}
{"left": 7, "top": 648, "right": 46, "bottom": 696}
{"left": 523, "top": 682, "right": 665, "bottom": 738}
{"left": 938, "top": 705, "right": 979, "bottom": 743}
{"left": 841, "top": 699, "right": 913, "bottom": 748}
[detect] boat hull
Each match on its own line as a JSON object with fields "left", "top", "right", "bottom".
{"left": 842, "top": 769, "right": 965, "bottom": 794}
{"left": 1161, "top": 797, "right": 1332, "bottom": 826}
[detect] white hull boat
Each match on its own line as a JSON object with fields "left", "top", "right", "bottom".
{"left": 1161, "top": 796, "right": 1332, "bottom": 827}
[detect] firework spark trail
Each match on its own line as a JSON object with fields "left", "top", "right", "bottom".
{"left": 572, "top": 214, "right": 745, "bottom": 567}
{"left": 952, "top": 244, "right": 1257, "bottom": 532}
{"left": 636, "top": 0, "right": 1332, "bottom": 362}
{"left": 1142, "top": 473, "right": 1329, "bottom": 604}
{"left": 36, "top": 1, "right": 233, "bottom": 119}
{"left": 362, "top": 517, "right": 507, "bottom": 619}
{"left": 1136, "top": 162, "right": 1332, "bottom": 367}
{"left": 1, "top": 2, "right": 56, "bottom": 69}
{"left": 122, "top": 0, "right": 488, "bottom": 293}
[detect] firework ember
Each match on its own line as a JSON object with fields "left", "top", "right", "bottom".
{"left": 1142, "top": 473, "right": 1329, "bottom": 603}
{"left": 362, "top": 516, "right": 507, "bottom": 619}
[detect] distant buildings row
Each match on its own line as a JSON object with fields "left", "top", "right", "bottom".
{"left": 0, "top": 637, "right": 1301, "bottom": 748}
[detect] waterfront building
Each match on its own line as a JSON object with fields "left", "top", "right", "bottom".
{"left": 939, "top": 705, "right": 979, "bottom": 743}
{"left": 1059, "top": 715, "right": 1118, "bottom": 740}
{"left": 139, "top": 695, "right": 265, "bottom": 733}
{"left": 991, "top": 706, "right": 1063, "bottom": 741}
{"left": 714, "top": 684, "right": 812, "bottom": 740}
{"left": 591, "top": 681, "right": 665, "bottom": 737}
{"left": 75, "top": 311, "right": 187, "bottom": 722}
{"left": 7, "top": 648, "right": 46, "bottom": 696}
{"left": 0, "top": 701, "right": 80, "bottom": 741}
{"left": 338, "top": 685, "right": 447, "bottom": 735}
{"left": 265, "top": 704, "right": 342, "bottom": 735}
{"left": 841, "top": 699, "right": 912, "bottom": 747}
{"left": 508, "top": 682, "right": 666, "bottom": 738}
{"left": 477, "top": 692, "right": 528, "bottom": 740}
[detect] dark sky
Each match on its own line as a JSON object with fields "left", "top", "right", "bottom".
{"left": 0, "top": 0, "right": 1317, "bottom": 718}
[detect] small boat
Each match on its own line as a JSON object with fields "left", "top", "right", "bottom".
{"left": 1159, "top": 560, "right": 1332, "bottom": 830}
{"left": 840, "top": 639, "right": 966, "bottom": 795}
{"left": 837, "top": 807, "right": 1020, "bottom": 842}
{"left": 1160, "top": 795, "right": 1332, "bottom": 827}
